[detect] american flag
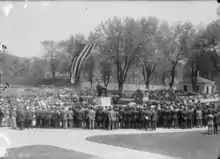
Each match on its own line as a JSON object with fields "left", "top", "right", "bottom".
{"left": 142, "top": 62, "right": 147, "bottom": 81}
{"left": 70, "top": 43, "right": 97, "bottom": 84}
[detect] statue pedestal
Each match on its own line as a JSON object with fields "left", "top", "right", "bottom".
{"left": 96, "top": 97, "right": 111, "bottom": 107}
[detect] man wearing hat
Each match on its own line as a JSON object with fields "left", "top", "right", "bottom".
{"left": 0, "top": 108, "right": 3, "bottom": 127}
{"left": 214, "top": 110, "right": 219, "bottom": 134}
{"left": 187, "top": 108, "right": 193, "bottom": 129}
{"left": 108, "top": 106, "right": 116, "bottom": 130}
{"left": 95, "top": 106, "right": 103, "bottom": 129}
{"left": 217, "top": 109, "right": 220, "bottom": 132}
{"left": 151, "top": 107, "right": 158, "bottom": 131}
{"left": 88, "top": 106, "right": 96, "bottom": 129}
{"left": 10, "top": 108, "right": 17, "bottom": 129}
{"left": 18, "top": 108, "right": 25, "bottom": 130}
{"left": 182, "top": 107, "right": 188, "bottom": 129}
{"left": 61, "top": 108, "right": 68, "bottom": 129}
{"left": 67, "top": 108, "right": 74, "bottom": 128}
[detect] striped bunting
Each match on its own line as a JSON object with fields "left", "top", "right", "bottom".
{"left": 142, "top": 62, "right": 147, "bottom": 81}
{"left": 70, "top": 43, "right": 97, "bottom": 84}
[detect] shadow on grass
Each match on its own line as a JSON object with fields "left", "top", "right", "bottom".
{"left": 5, "top": 145, "right": 96, "bottom": 159}
{"left": 87, "top": 131, "right": 220, "bottom": 159}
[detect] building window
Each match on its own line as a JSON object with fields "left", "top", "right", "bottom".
{"left": 184, "top": 85, "right": 187, "bottom": 92}
{"left": 206, "top": 86, "right": 209, "bottom": 94}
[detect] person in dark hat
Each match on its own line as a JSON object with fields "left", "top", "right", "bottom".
{"left": 0, "top": 108, "right": 3, "bottom": 127}
{"left": 217, "top": 110, "right": 220, "bottom": 132}
{"left": 187, "top": 108, "right": 193, "bottom": 129}
{"left": 214, "top": 110, "right": 219, "bottom": 134}
{"left": 139, "top": 107, "right": 145, "bottom": 130}
{"left": 26, "top": 109, "right": 33, "bottom": 129}
{"left": 172, "top": 107, "right": 178, "bottom": 128}
{"left": 162, "top": 107, "right": 168, "bottom": 128}
{"left": 203, "top": 107, "right": 209, "bottom": 127}
{"left": 167, "top": 107, "right": 172, "bottom": 128}
{"left": 95, "top": 107, "right": 103, "bottom": 129}
{"left": 19, "top": 108, "right": 26, "bottom": 130}
{"left": 75, "top": 107, "right": 83, "bottom": 128}
{"left": 115, "top": 108, "right": 120, "bottom": 129}
{"left": 182, "top": 107, "right": 187, "bottom": 129}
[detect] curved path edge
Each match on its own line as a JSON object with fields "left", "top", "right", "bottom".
{"left": 0, "top": 127, "right": 206, "bottom": 159}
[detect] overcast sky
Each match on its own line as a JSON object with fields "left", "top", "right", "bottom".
{"left": 0, "top": 1, "right": 218, "bottom": 58}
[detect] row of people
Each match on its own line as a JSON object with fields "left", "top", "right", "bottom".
{"left": 1, "top": 104, "right": 220, "bottom": 133}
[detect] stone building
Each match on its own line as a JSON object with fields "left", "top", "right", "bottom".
{"left": 177, "top": 72, "right": 216, "bottom": 95}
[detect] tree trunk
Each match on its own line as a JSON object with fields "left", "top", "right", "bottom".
{"left": 145, "top": 78, "right": 150, "bottom": 90}
{"left": 52, "top": 72, "right": 55, "bottom": 79}
{"left": 191, "top": 62, "right": 198, "bottom": 92}
{"left": 104, "top": 81, "right": 108, "bottom": 89}
{"left": 191, "top": 63, "right": 195, "bottom": 92}
{"left": 90, "top": 81, "right": 93, "bottom": 89}
{"left": 118, "top": 82, "right": 123, "bottom": 97}
{"left": 132, "top": 67, "right": 135, "bottom": 84}
{"left": 169, "top": 61, "right": 177, "bottom": 89}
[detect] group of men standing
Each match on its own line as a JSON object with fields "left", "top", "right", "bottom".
{"left": 1, "top": 102, "right": 220, "bottom": 133}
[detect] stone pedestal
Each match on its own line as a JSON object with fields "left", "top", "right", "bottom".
{"left": 96, "top": 97, "right": 111, "bottom": 107}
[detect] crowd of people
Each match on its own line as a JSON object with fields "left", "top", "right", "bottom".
{"left": 0, "top": 88, "right": 220, "bottom": 135}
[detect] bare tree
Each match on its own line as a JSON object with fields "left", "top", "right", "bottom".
{"left": 100, "top": 58, "right": 112, "bottom": 88}
{"left": 158, "top": 22, "right": 193, "bottom": 89}
{"left": 41, "top": 40, "right": 61, "bottom": 79}
{"left": 93, "top": 17, "right": 157, "bottom": 96}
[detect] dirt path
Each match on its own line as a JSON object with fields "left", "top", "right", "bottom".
{"left": 0, "top": 127, "right": 206, "bottom": 159}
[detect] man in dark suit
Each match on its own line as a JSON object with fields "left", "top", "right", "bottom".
{"left": 162, "top": 108, "right": 168, "bottom": 128}
{"left": 19, "top": 109, "right": 26, "bottom": 130}
{"left": 95, "top": 107, "right": 103, "bottom": 129}
{"left": 214, "top": 111, "right": 219, "bottom": 134}
{"left": 151, "top": 108, "right": 158, "bottom": 131}
{"left": 182, "top": 108, "right": 188, "bottom": 129}
{"left": 61, "top": 109, "right": 68, "bottom": 129}
{"left": 187, "top": 108, "right": 193, "bottom": 129}
{"left": 217, "top": 110, "right": 220, "bottom": 132}
{"left": 0, "top": 108, "right": 3, "bottom": 127}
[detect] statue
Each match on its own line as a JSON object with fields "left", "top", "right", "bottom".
{"left": 96, "top": 82, "right": 103, "bottom": 97}
{"left": 96, "top": 82, "right": 107, "bottom": 97}
{"left": 134, "top": 89, "right": 143, "bottom": 104}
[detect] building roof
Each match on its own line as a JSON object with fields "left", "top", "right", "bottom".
{"left": 179, "top": 76, "right": 215, "bottom": 85}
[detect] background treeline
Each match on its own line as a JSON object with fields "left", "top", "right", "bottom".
{"left": 1, "top": 15, "right": 220, "bottom": 94}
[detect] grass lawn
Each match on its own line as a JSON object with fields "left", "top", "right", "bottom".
{"left": 5, "top": 145, "right": 96, "bottom": 159}
{"left": 87, "top": 131, "right": 220, "bottom": 159}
